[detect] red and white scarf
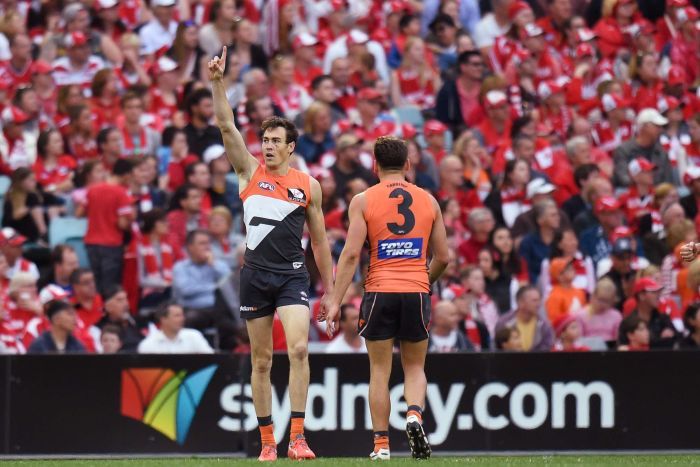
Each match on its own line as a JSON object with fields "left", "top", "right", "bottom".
{"left": 140, "top": 235, "right": 174, "bottom": 284}
{"left": 122, "top": 126, "right": 147, "bottom": 158}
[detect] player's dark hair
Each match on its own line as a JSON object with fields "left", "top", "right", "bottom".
{"left": 619, "top": 314, "right": 646, "bottom": 342}
{"left": 260, "top": 116, "right": 299, "bottom": 145}
{"left": 373, "top": 136, "right": 407, "bottom": 171}
{"left": 311, "top": 74, "right": 332, "bottom": 91}
{"left": 684, "top": 303, "right": 700, "bottom": 333}
{"left": 186, "top": 229, "right": 210, "bottom": 246}
{"left": 574, "top": 163, "right": 600, "bottom": 188}
{"left": 69, "top": 267, "right": 93, "bottom": 286}
{"left": 515, "top": 284, "right": 539, "bottom": 303}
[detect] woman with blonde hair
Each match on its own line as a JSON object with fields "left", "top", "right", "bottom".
{"left": 452, "top": 132, "right": 491, "bottom": 201}
{"left": 579, "top": 278, "right": 622, "bottom": 341}
{"left": 295, "top": 101, "right": 334, "bottom": 164}
{"left": 390, "top": 37, "right": 441, "bottom": 110}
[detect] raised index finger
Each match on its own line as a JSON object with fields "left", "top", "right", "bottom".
{"left": 221, "top": 46, "right": 227, "bottom": 65}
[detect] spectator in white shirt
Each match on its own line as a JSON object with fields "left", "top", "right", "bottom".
{"left": 52, "top": 32, "right": 105, "bottom": 92}
{"left": 325, "top": 303, "right": 366, "bottom": 353}
{"left": 138, "top": 303, "right": 214, "bottom": 354}
{"left": 473, "top": 0, "right": 512, "bottom": 52}
{"left": 138, "top": 0, "right": 178, "bottom": 56}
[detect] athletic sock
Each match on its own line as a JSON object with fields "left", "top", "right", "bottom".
{"left": 258, "top": 416, "right": 276, "bottom": 446}
{"left": 407, "top": 405, "right": 423, "bottom": 424}
{"left": 290, "top": 411, "right": 305, "bottom": 438}
{"left": 373, "top": 431, "right": 389, "bottom": 451}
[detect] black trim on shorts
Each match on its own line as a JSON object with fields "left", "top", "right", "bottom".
{"left": 239, "top": 265, "right": 310, "bottom": 320}
{"left": 358, "top": 292, "right": 430, "bottom": 341}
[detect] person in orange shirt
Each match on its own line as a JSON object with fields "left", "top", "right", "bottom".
{"left": 545, "top": 257, "right": 587, "bottom": 324}
{"left": 322, "top": 136, "right": 449, "bottom": 460}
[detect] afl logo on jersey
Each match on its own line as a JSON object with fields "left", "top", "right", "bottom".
{"left": 288, "top": 188, "right": 306, "bottom": 203}
{"left": 258, "top": 181, "right": 275, "bottom": 191}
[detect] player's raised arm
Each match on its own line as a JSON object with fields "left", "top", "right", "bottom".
{"left": 306, "top": 177, "right": 335, "bottom": 304}
{"left": 322, "top": 193, "right": 367, "bottom": 336}
{"left": 427, "top": 195, "right": 450, "bottom": 284}
{"left": 208, "top": 46, "right": 258, "bottom": 181}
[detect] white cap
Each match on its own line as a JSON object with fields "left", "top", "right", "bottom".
{"left": 153, "top": 0, "right": 175, "bottom": 7}
{"left": 636, "top": 108, "right": 669, "bottom": 127}
{"left": 347, "top": 29, "right": 369, "bottom": 45}
{"left": 156, "top": 56, "right": 178, "bottom": 73}
{"left": 98, "top": 0, "right": 118, "bottom": 8}
{"left": 203, "top": 144, "right": 226, "bottom": 164}
{"left": 39, "top": 284, "right": 70, "bottom": 306}
{"left": 526, "top": 178, "right": 556, "bottom": 199}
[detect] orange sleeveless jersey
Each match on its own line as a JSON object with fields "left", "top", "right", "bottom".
{"left": 363, "top": 179, "right": 435, "bottom": 293}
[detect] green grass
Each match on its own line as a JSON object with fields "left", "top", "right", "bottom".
{"left": 2, "top": 456, "right": 700, "bottom": 466}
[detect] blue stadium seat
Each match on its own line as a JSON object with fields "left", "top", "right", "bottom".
{"left": 49, "top": 217, "right": 88, "bottom": 246}
{"left": 394, "top": 106, "right": 425, "bottom": 130}
{"left": 0, "top": 176, "right": 10, "bottom": 197}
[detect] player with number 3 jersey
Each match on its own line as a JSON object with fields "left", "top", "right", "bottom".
{"left": 209, "top": 47, "right": 335, "bottom": 461}
{"left": 320, "top": 136, "right": 450, "bottom": 460}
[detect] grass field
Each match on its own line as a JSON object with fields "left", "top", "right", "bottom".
{"left": 3, "top": 456, "right": 700, "bottom": 466}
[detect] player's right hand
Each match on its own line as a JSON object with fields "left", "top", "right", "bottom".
{"left": 323, "top": 303, "right": 340, "bottom": 339}
{"left": 208, "top": 46, "right": 227, "bottom": 82}
{"left": 680, "top": 242, "right": 698, "bottom": 263}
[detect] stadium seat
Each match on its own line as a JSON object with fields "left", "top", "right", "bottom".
{"left": 394, "top": 106, "right": 425, "bottom": 130}
{"left": 49, "top": 216, "right": 88, "bottom": 246}
{"left": 0, "top": 175, "right": 10, "bottom": 196}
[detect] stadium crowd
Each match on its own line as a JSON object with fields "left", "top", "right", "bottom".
{"left": 0, "top": 0, "right": 699, "bottom": 354}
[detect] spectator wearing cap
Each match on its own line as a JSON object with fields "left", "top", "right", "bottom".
{"left": 38, "top": 245, "right": 79, "bottom": 292}
{"left": 291, "top": 33, "right": 322, "bottom": 91}
{"left": 669, "top": 6, "right": 700, "bottom": 85}
{"left": 82, "top": 158, "right": 135, "bottom": 296}
{"left": 330, "top": 133, "right": 377, "bottom": 200}
{"left": 538, "top": 80, "right": 572, "bottom": 144}
{"left": 520, "top": 23, "right": 563, "bottom": 83}
{"left": 198, "top": 0, "right": 236, "bottom": 57}
{"left": 428, "top": 300, "right": 474, "bottom": 352}
{"left": 436, "top": 50, "right": 485, "bottom": 132}
{"left": 421, "top": 120, "right": 448, "bottom": 165}
{"left": 0, "top": 227, "right": 39, "bottom": 281}
{"left": 600, "top": 236, "right": 638, "bottom": 310}
{"left": 545, "top": 258, "right": 587, "bottom": 323}
{"left": 426, "top": 13, "right": 459, "bottom": 73}
{"left": 0, "top": 34, "right": 34, "bottom": 92}
{"left": 552, "top": 314, "right": 589, "bottom": 352}
{"left": 184, "top": 89, "right": 223, "bottom": 158}
{"left": 323, "top": 29, "right": 390, "bottom": 83}
{"left": 512, "top": 178, "right": 571, "bottom": 240}
{"left": 119, "top": 92, "right": 161, "bottom": 159}
{"left": 618, "top": 157, "right": 656, "bottom": 227}
{"left": 269, "top": 55, "right": 313, "bottom": 121}
{"left": 2, "top": 168, "right": 47, "bottom": 244}
{"left": 96, "top": 285, "right": 143, "bottom": 352}
{"left": 579, "top": 277, "right": 623, "bottom": 342}
{"left": 52, "top": 31, "right": 106, "bottom": 92}
{"left": 4, "top": 272, "right": 42, "bottom": 335}
{"left": 296, "top": 102, "right": 335, "bottom": 164}
{"left": 495, "top": 285, "right": 554, "bottom": 352}
{"left": 592, "top": 93, "right": 633, "bottom": 156}
{"left": 475, "top": 90, "right": 512, "bottom": 156}
{"left": 31, "top": 60, "right": 57, "bottom": 120}
{"left": 457, "top": 208, "right": 495, "bottom": 265}
{"left": 390, "top": 38, "right": 441, "bottom": 110}
{"left": 27, "top": 301, "right": 86, "bottom": 354}
{"left": 167, "top": 184, "right": 208, "bottom": 259}
{"left": 0, "top": 106, "right": 33, "bottom": 173}
{"left": 519, "top": 199, "right": 561, "bottom": 284}
{"left": 325, "top": 303, "right": 366, "bottom": 353}
{"left": 70, "top": 268, "right": 103, "bottom": 328}
{"left": 149, "top": 56, "right": 182, "bottom": 127}
{"left": 680, "top": 166, "right": 700, "bottom": 219}
{"left": 619, "top": 277, "right": 679, "bottom": 348}
{"left": 488, "top": 1, "right": 535, "bottom": 74}
{"left": 172, "top": 229, "right": 236, "bottom": 349}
{"left": 613, "top": 108, "right": 674, "bottom": 188}
{"left": 579, "top": 196, "right": 624, "bottom": 264}
{"left": 138, "top": 0, "right": 177, "bottom": 55}
{"left": 138, "top": 302, "right": 213, "bottom": 354}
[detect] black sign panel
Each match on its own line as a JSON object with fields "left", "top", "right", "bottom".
{"left": 2, "top": 352, "right": 700, "bottom": 456}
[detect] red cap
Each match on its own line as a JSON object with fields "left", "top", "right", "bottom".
{"left": 357, "top": 87, "right": 382, "bottom": 101}
{"left": 575, "top": 43, "right": 595, "bottom": 59}
{"left": 424, "top": 119, "right": 448, "bottom": 136}
{"left": 601, "top": 93, "right": 630, "bottom": 112}
{"left": 553, "top": 314, "right": 579, "bottom": 337}
{"left": 519, "top": 23, "right": 544, "bottom": 40}
{"left": 1, "top": 106, "right": 29, "bottom": 125}
{"left": 634, "top": 277, "right": 663, "bottom": 294}
{"left": 668, "top": 0, "right": 689, "bottom": 6}
{"left": 508, "top": 0, "right": 531, "bottom": 20}
{"left": 347, "top": 29, "right": 369, "bottom": 46}
{"left": 441, "top": 284, "right": 466, "bottom": 300}
{"left": 610, "top": 226, "right": 634, "bottom": 243}
{"left": 484, "top": 90, "right": 508, "bottom": 109}
{"left": 390, "top": 0, "right": 411, "bottom": 13}
{"left": 401, "top": 123, "right": 417, "bottom": 139}
{"left": 677, "top": 6, "right": 699, "bottom": 22}
{"left": 330, "top": 0, "right": 346, "bottom": 11}
{"left": 668, "top": 65, "right": 687, "bottom": 86}
{"left": 634, "top": 19, "right": 655, "bottom": 35}
{"left": 594, "top": 196, "right": 621, "bottom": 214}
{"left": 39, "top": 284, "right": 70, "bottom": 306}
{"left": 154, "top": 56, "right": 178, "bottom": 74}
{"left": 292, "top": 32, "right": 318, "bottom": 50}
{"left": 64, "top": 31, "right": 88, "bottom": 48}
{"left": 684, "top": 166, "right": 700, "bottom": 185}
{"left": 628, "top": 157, "right": 656, "bottom": 176}
{"left": 309, "top": 165, "right": 332, "bottom": 180}
{"left": 537, "top": 80, "right": 564, "bottom": 100}
{"left": 512, "top": 48, "right": 532, "bottom": 65}
{"left": 30, "top": 60, "right": 53, "bottom": 75}
{"left": 374, "top": 121, "right": 396, "bottom": 137}
{"left": 657, "top": 95, "right": 681, "bottom": 113}
{"left": 0, "top": 227, "right": 27, "bottom": 247}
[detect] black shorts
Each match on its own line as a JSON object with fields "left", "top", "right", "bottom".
{"left": 239, "top": 265, "right": 310, "bottom": 320}
{"left": 358, "top": 292, "right": 430, "bottom": 342}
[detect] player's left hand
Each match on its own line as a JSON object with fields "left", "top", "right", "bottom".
{"left": 321, "top": 301, "right": 340, "bottom": 339}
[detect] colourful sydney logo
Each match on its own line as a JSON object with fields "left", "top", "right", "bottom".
{"left": 120, "top": 365, "right": 217, "bottom": 445}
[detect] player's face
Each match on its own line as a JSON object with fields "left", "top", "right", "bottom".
{"left": 262, "top": 127, "right": 294, "bottom": 169}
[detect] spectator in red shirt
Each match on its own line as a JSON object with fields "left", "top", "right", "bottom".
{"left": 475, "top": 90, "right": 512, "bottom": 156}
{"left": 70, "top": 267, "right": 103, "bottom": 328}
{"left": 66, "top": 104, "right": 98, "bottom": 162}
{"left": 537, "top": 0, "right": 573, "bottom": 51}
{"left": 83, "top": 158, "right": 135, "bottom": 296}
{"left": 0, "top": 34, "right": 33, "bottom": 92}
{"left": 33, "top": 129, "right": 76, "bottom": 201}
{"left": 90, "top": 69, "right": 122, "bottom": 132}
{"left": 436, "top": 50, "right": 485, "bottom": 133}
{"left": 136, "top": 209, "right": 174, "bottom": 309}
{"left": 630, "top": 52, "right": 663, "bottom": 112}
{"left": 167, "top": 183, "right": 208, "bottom": 259}
{"left": 162, "top": 127, "right": 199, "bottom": 192}
{"left": 619, "top": 157, "right": 656, "bottom": 228}
{"left": 458, "top": 207, "right": 495, "bottom": 265}
{"left": 292, "top": 33, "right": 322, "bottom": 91}
{"left": 119, "top": 91, "right": 161, "bottom": 158}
